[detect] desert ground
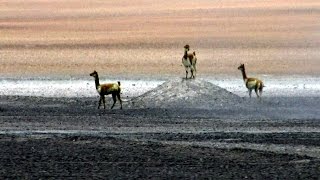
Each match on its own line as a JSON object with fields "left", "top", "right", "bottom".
{"left": 1, "top": 0, "right": 320, "bottom": 179}
{"left": 1, "top": 79, "right": 320, "bottom": 178}
{"left": 1, "top": 79, "right": 320, "bottom": 179}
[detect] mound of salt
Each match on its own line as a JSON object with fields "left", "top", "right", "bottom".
{"left": 127, "top": 78, "right": 245, "bottom": 109}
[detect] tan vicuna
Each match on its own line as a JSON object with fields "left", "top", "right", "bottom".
{"left": 182, "top": 44, "right": 197, "bottom": 79}
{"left": 90, "top": 70, "right": 122, "bottom": 109}
{"left": 238, "top": 64, "right": 264, "bottom": 99}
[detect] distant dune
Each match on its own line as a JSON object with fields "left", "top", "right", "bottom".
{"left": 0, "top": 0, "right": 320, "bottom": 76}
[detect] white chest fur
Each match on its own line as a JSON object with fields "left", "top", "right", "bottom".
{"left": 182, "top": 58, "right": 191, "bottom": 67}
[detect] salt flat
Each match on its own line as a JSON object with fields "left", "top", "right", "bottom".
{"left": 1, "top": 76, "right": 320, "bottom": 98}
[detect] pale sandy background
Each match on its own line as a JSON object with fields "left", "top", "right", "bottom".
{"left": 0, "top": 0, "right": 319, "bottom": 77}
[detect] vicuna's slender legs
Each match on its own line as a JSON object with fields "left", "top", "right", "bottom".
{"left": 98, "top": 94, "right": 121, "bottom": 109}
{"left": 191, "top": 65, "right": 196, "bottom": 78}
{"left": 248, "top": 89, "right": 252, "bottom": 98}
{"left": 259, "top": 88, "right": 263, "bottom": 97}
{"left": 185, "top": 67, "right": 188, "bottom": 79}
{"left": 109, "top": 92, "right": 122, "bottom": 109}
{"left": 117, "top": 93, "right": 123, "bottom": 109}
{"left": 98, "top": 96, "right": 106, "bottom": 109}
{"left": 254, "top": 88, "right": 260, "bottom": 98}
{"left": 98, "top": 96, "right": 102, "bottom": 109}
{"left": 102, "top": 96, "right": 106, "bottom": 109}
{"left": 111, "top": 93, "right": 117, "bottom": 109}
{"left": 185, "top": 67, "right": 196, "bottom": 79}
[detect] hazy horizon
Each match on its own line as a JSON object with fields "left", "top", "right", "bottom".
{"left": 1, "top": 0, "right": 320, "bottom": 77}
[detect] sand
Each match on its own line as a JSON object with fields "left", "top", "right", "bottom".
{"left": 1, "top": 0, "right": 320, "bottom": 76}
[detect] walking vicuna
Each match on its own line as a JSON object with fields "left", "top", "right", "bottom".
{"left": 90, "top": 70, "right": 122, "bottom": 109}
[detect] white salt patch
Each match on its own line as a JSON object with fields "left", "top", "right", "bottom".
{"left": 0, "top": 76, "right": 319, "bottom": 98}
{"left": 206, "top": 76, "right": 320, "bottom": 97}
{"left": 0, "top": 79, "right": 163, "bottom": 98}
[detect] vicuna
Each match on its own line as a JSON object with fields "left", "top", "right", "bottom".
{"left": 238, "top": 64, "right": 264, "bottom": 99}
{"left": 90, "top": 70, "right": 122, "bottom": 109}
{"left": 182, "top": 44, "right": 197, "bottom": 79}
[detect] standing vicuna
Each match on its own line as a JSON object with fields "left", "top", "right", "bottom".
{"left": 90, "top": 70, "right": 122, "bottom": 109}
{"left": 238, "top": 64, "right": 264, "bottom": 99}
{"left": 182, "top": 44, "right": 197, "bottom": 79}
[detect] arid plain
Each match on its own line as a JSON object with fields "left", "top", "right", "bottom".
{"left": 1, "top": 0, "right": 320, "bottom": 179}
{"left": 1, "top": 0, "right": 320, "bottom": 76}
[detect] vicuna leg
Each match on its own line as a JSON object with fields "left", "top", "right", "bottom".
{"left": 185, "top": 68, "right": 188, "bottom": 79}
{"left": 117, "top": 93, "right": 122, "bottom": 109}
{"left": 191, "top": 66, "right": 196, "bottom": 78}
{"left": 259, "top": 88, "right": 263, "bottom": 97}
{"left": 98, "top": 96, "right": 102, "bottom": 109}
{"left": 102, "top": 96, "right": 106, "bottom": 109}
{"left": 255, "top": 88, "right": 260, "bottom": 98}
{"left": 192, "top": 67, "right": 196, "bottom": 78}
{"left": 248, "top": 89, "right": 252, "bottom": 98}
{"left": 111, "top": 93, "right": 117, "bottom": 109}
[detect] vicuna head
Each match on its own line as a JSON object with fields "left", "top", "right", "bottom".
{"left": 184, "top": 44, "right": 190, "bottom": 51}
{"left": 90, "top": 70, "right": 98, "bottom": 78}
{"left": 237, "top": 64, "right": 245, "bottom": 71}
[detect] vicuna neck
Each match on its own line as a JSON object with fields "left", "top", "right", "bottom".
{"left": 183, "top": 49, "right": 188, "bottom": 59}
{"left": 94, "top": 75, "right": 100, "bottom": 89}
{"left": 240, "top": 68, "right": 247, "bottom": 80}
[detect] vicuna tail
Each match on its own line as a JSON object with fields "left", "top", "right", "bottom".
{"left": 259, "top": 82, "right": 264, "bottom": 96}
{"left": 118, "top": 81, "right": 121, "bottom": 86}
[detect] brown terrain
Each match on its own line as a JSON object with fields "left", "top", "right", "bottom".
{"left": 0, "top": 0, "right": 320, "bottom": 77}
